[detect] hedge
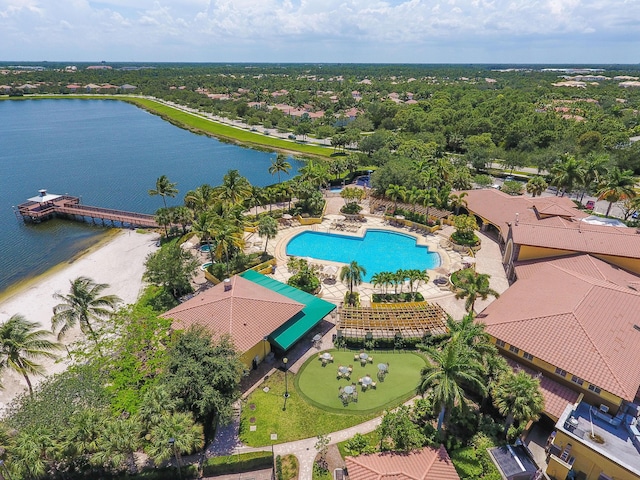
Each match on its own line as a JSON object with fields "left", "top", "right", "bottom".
{"left": 203, "top": 451, "right": 273, "bottom": 476}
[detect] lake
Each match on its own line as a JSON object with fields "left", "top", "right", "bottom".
{"left": 0, "top": 99, "right": 302, "bottom": 294}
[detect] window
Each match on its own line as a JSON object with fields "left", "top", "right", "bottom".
{"left": 523, "top": 352, "right": 534, "bottom": 361}
{"left": 588, "top": 384, "right": 602, "bottom": 394}
{"left": 571, "top": 375, "right": 584, "bottom": 386}
{"left": 555, "top": 367, "right": 567, "bottom": 377}
{"left": 509, "top": 345, "right": 520, "bottom": 354}
{"left": 495, "top": 339, "right": 506, "bottom": 348}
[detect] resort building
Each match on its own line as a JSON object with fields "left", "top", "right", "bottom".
{"left": 161, "top": 270, "right": 335, "bottom": 369}
{"left": 476, "top": 254, "right": 640, "bottom": 479}
{"left": 345, "top": 445, "right": 460, "bottom": 480}
{"left": 461, "top": 189, "right": 640, "bottom": 279}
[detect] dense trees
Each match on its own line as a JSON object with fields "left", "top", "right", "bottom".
{"left": 143, "top": 242, "right": 199, "bottom": 303}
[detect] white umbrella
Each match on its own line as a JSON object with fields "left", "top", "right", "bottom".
{"left": 395, "top": 215, "right": 405, "bottom": 220}
{"left": 282, "top": 213, "right": 293, "bottom": 220}
{"left": 322, "top": 265, "right": 338, "bottom": 276}
{"left": 462, "top": 256, "right": 476, "bottom": 264}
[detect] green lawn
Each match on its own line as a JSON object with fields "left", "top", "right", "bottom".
{"left": 239, "top": 351, "right": 425, "bottom": 447}
{"left": 297, "top": 351, "right": 425, "bottom": 413}
{"left": 240, "top": 369, "right": 378, "bottom": 447}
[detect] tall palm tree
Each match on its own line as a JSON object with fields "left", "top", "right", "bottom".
{"left": 51, "top": 277, "right": 122, "bottom": 350}
{"left": 580, "top": 154, "right": 609, "bottom": 203}
{"left": 0, "top": 314, "right": 61, "bottom": 395}
{"left": 257, "top": 215, "right": 278, "bottom": 255}
{"left": 406, "top": 186, "right": 423, "bottom": 213}
{"left": 417, "top": 338, "right": 486, "bottom": 435}
{"left": 525, "top": 176, "right": 548, "bottom": 198}
{"left": 550, "top": 155, "right": 585, "bottom": 197}
{"left": 148, "top": 175, "right": 178, "bottom": 209}
{"left": 154, "top": 207, "right": 172, "bottom": 238}
{"left": 212, "top": 220, "right": 245, "bottom": 276}
{"left": 454, "top": 269, "right": 500, "bottom": 314}
{"left": 216, "top": 169, "right": 251, "bottom": 207}
{"left": 492, "top": 370, "right": 544, "bottom": 438}
{"left": 596, "top": 167, "right": 637, "bottom": 217}
{"left": 269, "top": 153, "right": 292, "bottom": 184}
{"left": 171, "top": 206, "right": 194, "bottom": 236}
{"left": 407, "top": 269, "right": 429, "bottom": 300}
{"left": 339, "top": 261, "right": 367, "bottom": 303}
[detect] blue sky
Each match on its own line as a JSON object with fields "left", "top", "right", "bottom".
{"left": 1, "top": 0, "right": 639, "bottom": 63}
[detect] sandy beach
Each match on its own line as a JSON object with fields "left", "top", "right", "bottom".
{"left": 0, "top": 229, "right": 159, "bottom": 408}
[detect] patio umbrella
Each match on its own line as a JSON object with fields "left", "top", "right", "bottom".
{"left": 462, "top": 256, "right": 476, "bottom": 264}
{"left": 395, "top": 215, "right": 405, "bottom": 220}
{"left": 322, "top": 265, "right": 338, "bottom": 277}
{"left": 282, "top": 213, "right": 293, "bottom": 220}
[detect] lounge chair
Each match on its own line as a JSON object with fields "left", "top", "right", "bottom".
{"left": 371, "top": 382, "right": 377, "bottom": 389}
{"left": 368, "top": 356, "right": 374, "bottom": 363}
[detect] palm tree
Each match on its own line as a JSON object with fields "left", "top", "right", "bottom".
{"left": 148, "top": 175, "right": 178, "bottom": 209}
{"left": 417, "top": 339, "right": 486, "bottom": 435}
{"left": 51, "top": 276, "right": 122, "bottom": 350}
{"left": 339, "top": 261, "right": 367, "bottom": 304}
{"left": 216, "top": 169, "right": 251, "bottom": 207}
{"left": 406, "top": 186, "right": 423, "bottom": 213}
{"left": 92, "top": 416, "right": 141, "bottom": 473}
{"left": 525, "top": 176, "right": 548, "bottom": 197}
{"left": 492, "top": 370, "right": 544, "bottom": 439}
{"left": 190, "top": 212, "right": 216, "bottom": 263}
{"left": 212, "top": 220, "right": 245, "bottom": 276}
{"left": 171, "top": 206, "right": 194, "bottom": 235}
{"left": 580, "top": 154, "right": 609, "bottom": 203}
{"left": 257, "top": 215, "right": 278, "bottom": 255}
{"left": 184, "top": 184, "right": 215, "bottom": 214}
{"left": 454, "top": 269, "right": 500, "bottom": 314}
{"left": 407, "top": 269, "right": 429, "bottom": 301}
{"left": 385, "top": 184, "right": 406, "bottom": 211}
{"left": 448, "top": 192, "right": 468, "bottom": 215}
{"left": 154, "top": 207, "right": 172, "bottom": 238}
{"left": 550, "top": 155, "right": 585, "bottom": 197}
{"left": 596, "top": 167, "right": 637, "bottom": 217}
{"left": 0, "top": 314, "right": 61, "bottom": 395}
{"left": 145, "top": 412, "right": 203, "bottom": 466}
{"left": 269, "top": 153, "right": 292, "bottom": 184}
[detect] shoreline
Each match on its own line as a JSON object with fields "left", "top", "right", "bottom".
{"left": 0, "top": 229, "right": 159, "bottom": 408}
{"left": 0, "top": 228, "right": 120, "bottom": 305}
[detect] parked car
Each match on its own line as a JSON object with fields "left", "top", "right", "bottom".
{"left": 632, "top": 211, "right": 639, "bottom": 219}
{"left": 505, "top": 175, "right": 515, "bottom": 182}
{"left": 585, "top": 200, "right": 595, "bottom": 210}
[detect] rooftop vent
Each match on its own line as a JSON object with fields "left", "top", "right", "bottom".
{"left": 515, "top": 213, "right": 519, "bottom": 226}
{"left": 223, "top": 278, "right": 232, "bottom": 292}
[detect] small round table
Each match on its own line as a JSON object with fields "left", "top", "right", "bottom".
{"left": 362, "top": 376, "right": 373, "bottom": 386}
{"left": 359, "top": 352, "right": 369, "bottom": 361}
{"left": 321, "top": 353, "right": 332, "bottom": 360}
{"left": 338, "top": 366, "right": 349, "bottom": 374}
{"left": 344, "top": 385, "right": 355, "bottom": 395}
{"left": 377, "top": 363, "right": 388, "bottom": 372}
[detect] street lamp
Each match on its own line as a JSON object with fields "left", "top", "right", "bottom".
{"left": 168, "top": 438, "right": 182, "bottom": 480}
{"left": 282, "top": 357, "right": 289, "bottom": 410}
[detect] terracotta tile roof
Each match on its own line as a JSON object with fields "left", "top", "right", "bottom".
{"left": 461, "top": 189, "right": 586, "bottom": 239}
{"left": 477, "top": 255, "right": 640, "bottom": 401}
{"left": 161, "top": 275, "right": 304, "bottom": 353}
{"left": 511, "top": 220, "right": 640, "bottom": 258}
{"left": 505, "top": 358, "right": 580, "bottom": 420}
{"left": 345, "top": 445, "right": 459, "bottom": 480}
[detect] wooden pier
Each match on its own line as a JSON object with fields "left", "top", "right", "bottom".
{"left": 15, "top": 190, "right": 158, "bottom": 229}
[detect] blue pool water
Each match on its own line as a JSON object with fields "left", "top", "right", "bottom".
{"left": 286, "top": 229, "right": 440, "bottom": 282}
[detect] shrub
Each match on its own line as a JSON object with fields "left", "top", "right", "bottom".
{"left": 450, "top": 447, "right": 483, "bottom": 479}
{"left": 340, "top": 202, "right": 362, "bottom": 214}
{"left": 501, "top": 180, "right": 524, "bottom": 196}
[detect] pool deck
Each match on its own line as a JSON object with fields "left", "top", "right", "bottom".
{"left": 243, "top": 197, "right": 509, "bottom": 321}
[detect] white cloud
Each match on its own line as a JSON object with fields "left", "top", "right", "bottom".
{"left": 0, "top": 0, "right": 639, "bottom": 62}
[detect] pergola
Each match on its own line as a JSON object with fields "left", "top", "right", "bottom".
{"left": 337, "top": 302, "right": 449, "bottom": 340}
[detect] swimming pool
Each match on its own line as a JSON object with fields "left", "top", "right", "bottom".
{"left": 286, "top": 229, "right": 440, "bottom": 282}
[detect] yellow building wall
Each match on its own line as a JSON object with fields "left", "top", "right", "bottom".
{"left": 594, "top": 254, "right": 640, "bottom": 275}
{"left": 239, "top": 340, "right": 271, "bottom": 370}
{"left": 548, "top": 430, "right": 639, "bottom": 480}
{"left": 489, "top": 337, "right": 623, "bottom": 415}
{"left": 517, "top": 245, "right": 575, "bottom": 262}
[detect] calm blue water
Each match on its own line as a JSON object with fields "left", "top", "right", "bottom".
{"left": 0, "top": 99, "right": 302, "bottom": 293}
{"left": 286, "top": 229, "right": 440, "bottom": 281}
